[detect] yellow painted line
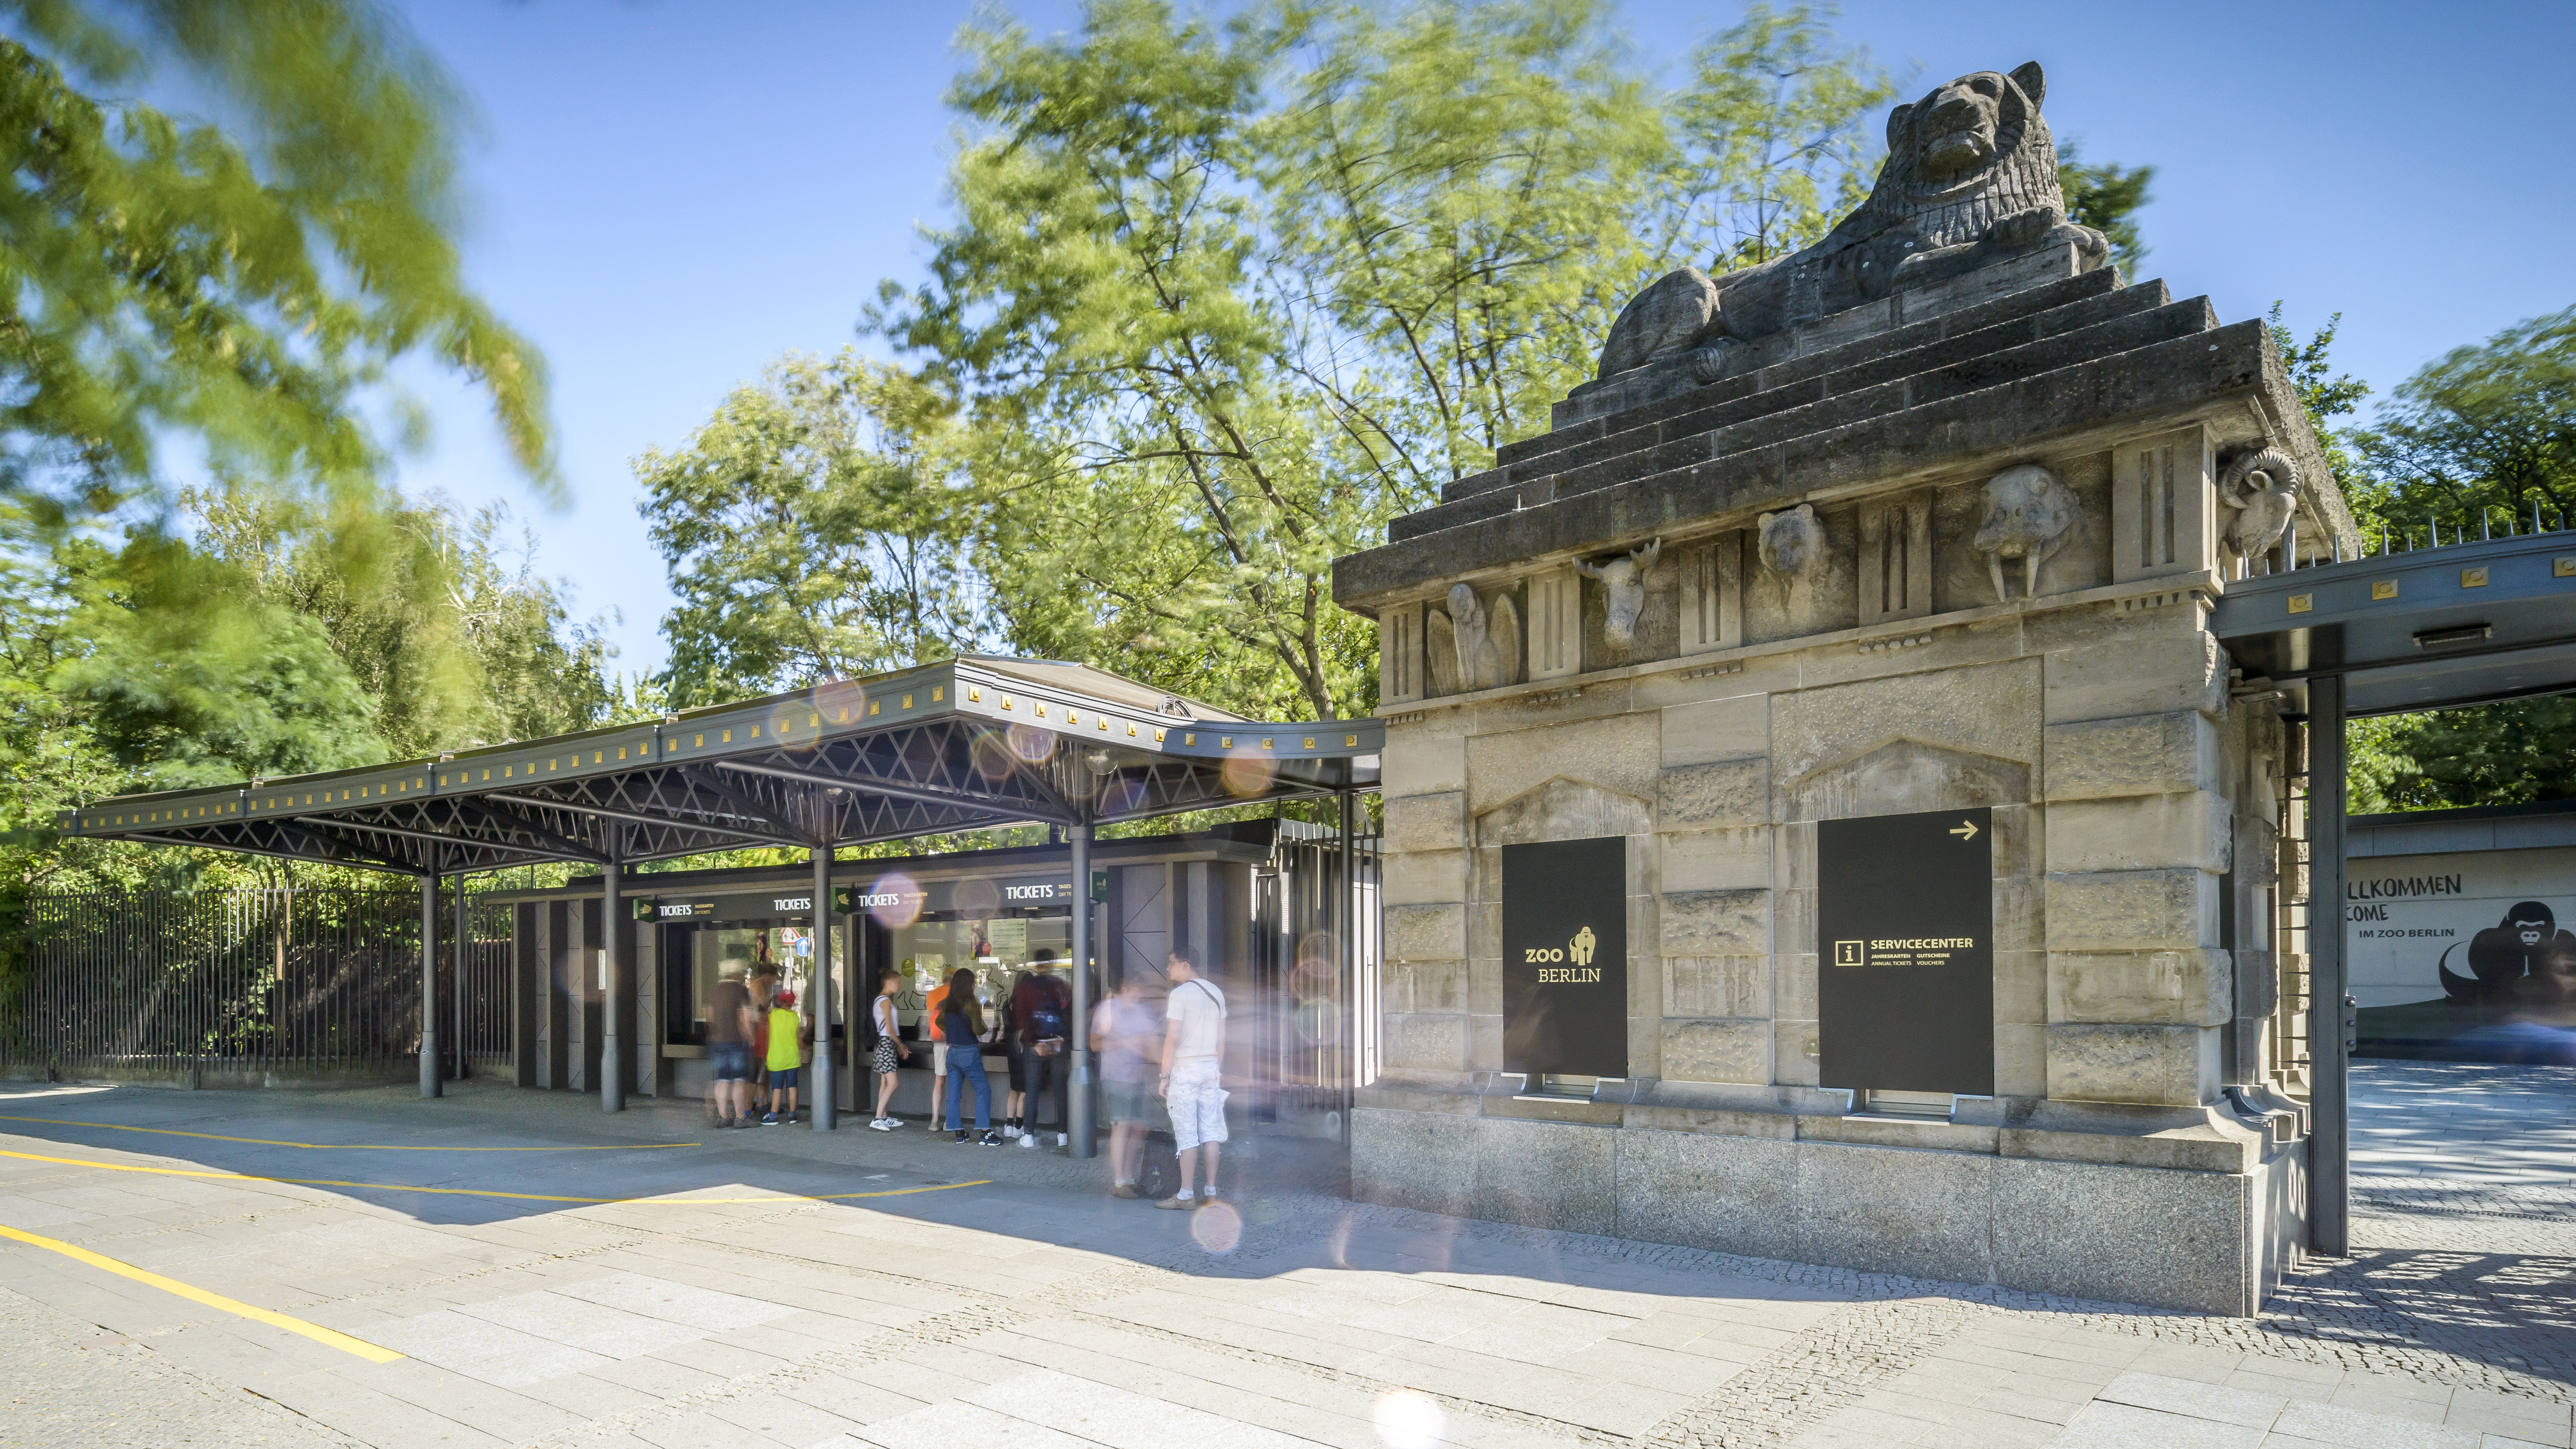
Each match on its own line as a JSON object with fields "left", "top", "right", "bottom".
{"left": 0, "top": 1115, "right": 699, "bottom": 1152}
{"left": 0, "top": 1148, "right": 988, "bottom": 1206}
{"left": 0, "top": 1221, "right": 404, "bottom": 1362}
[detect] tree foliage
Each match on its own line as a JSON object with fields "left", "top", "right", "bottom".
{"left": 0, "top": 0, "right": 551, "bottom": 527}
{"left": 2055, "top": 138, "right": 2152, "bottom": 277}
{"left": 2327, "top": 307, "right": 2576, "bottom": 811}
{"left": 854, "top": 0, "right": 1896, "bottom": 721}
{"left": 637, "top": 353, "right": 985, "bottom": 707}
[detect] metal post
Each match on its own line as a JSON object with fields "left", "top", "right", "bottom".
{"left": 811, "top": 846, "right": 835, "bottom": 1131}
{"left": 2307, "top": 672, "right": 2349, "bottom": 1255}
{"left": 452, "top": 874, "right": 468, "bottom": 1081}
{"left": 1337, "top": 791, "right": 1356, "bottom": 1146}
{"left": 420, "top": 855, "right": 442, "bottom": 1099}
{"left": 601, "top": 849, "right": 624, "bottom": 1113}
{"left": 1068, "top": 823, "right": 1095, "bottom": 1159}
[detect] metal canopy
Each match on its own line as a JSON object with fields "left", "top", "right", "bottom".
{"left": 2211, "top": 529, "right": 2576, "bottom": 717}
{"left": 60, "top": 656, "right": 1384, "bottom": 876}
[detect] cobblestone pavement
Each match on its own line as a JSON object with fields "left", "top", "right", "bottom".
{"left": 0, "top": 1064, "right": 2564, "bottom": 1449}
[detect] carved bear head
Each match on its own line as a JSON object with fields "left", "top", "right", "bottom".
{"left": 1756, "top": 504, "right": 1825, "bottom": 580}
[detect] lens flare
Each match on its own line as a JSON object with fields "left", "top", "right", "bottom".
{"left": 1219, "top": 748, "right": 1275, "bottom": 798}
{"left": 1007, "top": 723, "right": 1056, "bottom": 764}
{"left": 970, "top": 731, "right": 1016, "bottom": 782}
{"left": 1188, "top": 1199, "right": 1242, "bottom": 1253}
{"left": 812, "top": 678, "right": 867, "bottom": 726}
{"left": 868, "top": 871, "right": 923, "bottom": 930}
{"left": 1373, "top": 1390, "right": 1445, "bottom": 1449}
{"left": 1095, "top": 775, "right": 1147, "bottom": 818}
{"left": 952, "top": 876, "right": 1001, "bottom": 920}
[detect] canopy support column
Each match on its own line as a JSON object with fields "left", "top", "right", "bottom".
{"left": 1069, "top": 822, "right": 1095, "bottom": 1159}
{"left": 601, "top": 848, "right": 624, "bottom": 1113}
{"left": 420, "top": 853, "right": 442, "bottom": 1099}
{"left": 811, "top": 845, "right": 836, "bottom": 1131}
{"left": 2307, "top": 674, "right": 2349, "bottom": 1255}
{"left": 452, "top": 876, "right": 468, "bottom": 1081}
{"left": 1338, "top": 791, "right": 1356, "bottom": 1147}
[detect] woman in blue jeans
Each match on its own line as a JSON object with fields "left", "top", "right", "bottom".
{"left": 940, "top": 969, "right": 1003, "bottom": 1145}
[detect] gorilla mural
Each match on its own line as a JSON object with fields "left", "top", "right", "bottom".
{"left": 2439, "top": 900, "right": 2576, "bottom": 1006}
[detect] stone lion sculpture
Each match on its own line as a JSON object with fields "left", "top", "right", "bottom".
{"left": 1597, "top": 61, "right": 2110, "bottom": 379}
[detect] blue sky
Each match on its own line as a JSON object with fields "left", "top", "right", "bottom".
{"left": 381, "top": 0, "right": 2576, "bottom": 682}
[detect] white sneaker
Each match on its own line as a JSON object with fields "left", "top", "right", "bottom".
{"left": 869, "top": 1118, "right": 895, "bottom": 1132}
{"left": 1018, "top": 1133, "right": 1036, "bottom": 1148}
{"left": 1056, "top": 1133, "right": 1069, "bottom": 1148}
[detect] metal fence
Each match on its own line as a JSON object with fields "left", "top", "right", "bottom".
{"left": 3, "top": 888, "right": 511, "bottom": 1081}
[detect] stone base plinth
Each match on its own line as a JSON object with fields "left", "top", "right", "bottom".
{"left": 1353, "top": 1101, "right": 2305, "bottom": 1317}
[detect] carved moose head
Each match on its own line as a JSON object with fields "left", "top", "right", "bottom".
{"left": 1575, "top": 538, "right": 1661, "bottom": 648}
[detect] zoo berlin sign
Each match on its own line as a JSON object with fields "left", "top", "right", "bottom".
{"left": 1502, "top": 837, "right": 1628, "bottom": 1078}
{"left": 1818, "top": 808, "right": 1995, "bottom": 1096}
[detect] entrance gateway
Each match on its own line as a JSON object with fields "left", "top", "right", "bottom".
{"left": 1330, "top": 61, "right": 2377, "bottom": 1315}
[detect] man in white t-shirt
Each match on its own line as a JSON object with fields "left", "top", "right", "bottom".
{"left": 1154, "top": 949, "right": 1227, "bottom": 1209}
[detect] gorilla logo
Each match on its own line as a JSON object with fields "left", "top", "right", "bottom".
{"left": 1570, "top": 926, "right": 1596, "bottom": 968}
{"left": 2441, "top": 900, "right": 2576, "bottom": 1005}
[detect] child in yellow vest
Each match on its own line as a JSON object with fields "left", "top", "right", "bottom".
{"left": 762, "top": 989, "right": 808, "bottom": 1126}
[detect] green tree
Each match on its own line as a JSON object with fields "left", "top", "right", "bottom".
{"left": 2330, "top": 307, "right": 2576, "bottom": 811}
{"left": 2348, "top": 306, "right": 2575, "bottom": 544}
{"left": 0, "top": 0, "right": 551, "bottom": 528}
{"left": 638, "top": 353, "right": 984, "bottom": 707}
{"left": 2055, "top": 138, "right": 2153, "bottom": 277}
{"left": 875, "top": 0, "right": 1894, "bottom": 720}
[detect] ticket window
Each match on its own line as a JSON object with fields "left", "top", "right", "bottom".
{"left": 665, "top": 921, "right": 814, "bottom": 1047}
{"left": 889, "top": 909, "right": 1071, "bottom": 1043}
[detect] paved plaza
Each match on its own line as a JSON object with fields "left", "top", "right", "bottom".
{"left": 0, "top": 1062, "right": 2566, "bottom": 1449}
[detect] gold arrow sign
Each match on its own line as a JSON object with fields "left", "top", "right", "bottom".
{"left": 1950, "top": 820, "right": 1979, "bottom": 841}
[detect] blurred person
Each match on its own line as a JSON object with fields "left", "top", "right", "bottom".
{"left": 938, "top": 967, "right": 1003, "bottom": 1145}
{"left": 1154, "top": 950, "right": 1228, "bottom": 1207}
{"left": 922, "top": 967, "right": 952, "bottom": 1122}
{"left": 999, "top": 966, "right": 1030, "bottom": 1136}
{"left": 749, "top": 964, "right": 781, "bottom": 1115}
{"left": 762, "top": 988, "right": 809, "bottom": 1125}
{"left": 869, "top": 969, "right": 912, "bottom": 1130}
{"left": 706, "top": 963, "right": 757, "bottom": 1129}
{"left": 1094, "top": 974, "right": 1158, "bottom": 1195}
{"left": 1014, "top": 949, "right": 1073, "bottom": 1146}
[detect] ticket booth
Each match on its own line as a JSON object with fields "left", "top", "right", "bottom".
{"left": 487, "top": 818, "right": 1376, "bottom": 1139}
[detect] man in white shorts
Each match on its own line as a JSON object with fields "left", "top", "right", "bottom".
{"left": 1154, "top": 949, "right": 1227, "bottom": 1209}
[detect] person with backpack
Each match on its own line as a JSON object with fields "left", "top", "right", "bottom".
{"left": 938, "top": 967, "right": 1003, "bottom": 1145}
{"left": 761, "top": 987, "right": 807, "bottom": 1126}
{"left": 1012, "top": 950, "right": 1072, "bottom": 1146}
{"left": 868, "top": 968, "right": 912, "bottom": 1131}
{"left": 1154, "top": 949, "right": 1227, "bottom": 1208}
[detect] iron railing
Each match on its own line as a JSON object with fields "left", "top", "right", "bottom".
{"left": 4, "top": 888, "right": 511, "bottom": 1079}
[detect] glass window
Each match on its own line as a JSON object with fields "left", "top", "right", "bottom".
{"left": 665, "top": 922, "right": 819, "bottom": 1047}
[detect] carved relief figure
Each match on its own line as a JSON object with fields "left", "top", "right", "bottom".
{"left": 1596, "top": 61, "right": 2108, "bottom": 379}
{"left": 1973, "top": 463, "right": 2078, "bottom": 602}
{"left": 1575, "top": 538, "right": 1661, "bottom": 650}
{"left": 1432, "top": 581, "right": 1521, "bottom": 692}
{"left": 1756, "top": 505, "right": 1828, "bottom": 624}
{"left": 2218, "top": 447, "right": 2302, "bottom": 576}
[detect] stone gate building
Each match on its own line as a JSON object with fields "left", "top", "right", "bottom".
{"left": 1328, "top": 62, "right": 2349, "bottom": 1315}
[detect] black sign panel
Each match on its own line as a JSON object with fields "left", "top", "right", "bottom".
{"left": 1818, "top": 807, "right": 1994, "bottom": 1095}
{"left": 1501, "top": 837, "right": 1628, "bottom": 1078}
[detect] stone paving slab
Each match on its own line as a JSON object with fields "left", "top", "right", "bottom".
{"left": 0, "top": 1064, "right": 2569, "bottom": 1448}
